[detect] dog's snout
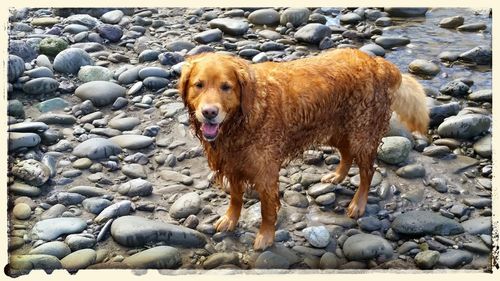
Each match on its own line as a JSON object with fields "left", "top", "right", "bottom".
{"left": 202, "top": 105, "right": 219, "bottom": 120}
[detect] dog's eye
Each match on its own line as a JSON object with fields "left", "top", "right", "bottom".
{"left": 194, "top": 81, "right": 204, "bottom": 89}
{"left": 220, "top": 83, "right": 231, "bottom": 92}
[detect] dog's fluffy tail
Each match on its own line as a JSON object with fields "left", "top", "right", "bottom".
{"left": 391, "top": 74, "right": 429, "bottom": 135}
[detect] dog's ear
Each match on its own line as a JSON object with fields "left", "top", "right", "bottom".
{"left": 178, "top": 60, "right": 194, "bottom": 105}
{"left": 234, "top": 59, "right": 256, "bottom": 117}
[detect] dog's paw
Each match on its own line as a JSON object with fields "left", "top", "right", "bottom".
{"left": 253, "top": 230, "right": 274, "bottom": 251}
{"left": 214, "top": 214, "right": 238, "bottom": 232}
{"left": 321, "top": 172, "right": 344, "bottom": 184}
{"left": 346, "top": 199, "right": 366, "bottom": 219}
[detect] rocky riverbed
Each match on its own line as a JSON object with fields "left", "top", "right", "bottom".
{"left": 6, "top": 7, "right": 493, "bottom": 275}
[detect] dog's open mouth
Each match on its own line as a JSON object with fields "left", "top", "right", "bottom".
{"left": 201, "top": 122, "right": 220, "bottom": 142}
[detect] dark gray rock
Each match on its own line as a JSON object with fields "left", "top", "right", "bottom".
{"left": 294, "top": 23, "right": 332, "bottom": 44}
{"left": 72, "top": 138, "right": 122, "bottom": 160}
{"left": 343, "top": 233, "right": 393, "bottom": 261}
{"left": 75, "top": 81, "right": 126, "bottom": 107}
{"left": 437, "top": 114, "right": 491, "bottom": 139}
{"left": 209, "top": 18, "right": 249, "bottom": 36}
{"left": 391, "top": 210, "right": 464, "bottom": 236}
{"left": 23, "top": 77, "right": 59, "bottom": 95}
{"left": 53, "top": 48, "right": 94, "bottom": 74}
{"left": 280, "top": 8, "right": 310, "bottom": 27}
{"left": 374, "top": 36, "right": 410, "bottom": 49}
{"left": 110, "top": 215, "right": 207, "bottom": 247}
{"left": 8, "top": 55, "right": 25, "bottom": 82}
{"left": 459, "top": 45, "right": 491, "bottom": 65}
{"left": 438, "top": 249, "right": 473, "bottom": 268}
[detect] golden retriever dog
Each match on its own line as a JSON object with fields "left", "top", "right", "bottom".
{"left": 178, "top": 48, "right": 429, "bottom": 250}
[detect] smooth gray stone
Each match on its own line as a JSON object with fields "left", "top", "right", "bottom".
{"left": 31, "top": 217, "right": 87, "bottom": 241}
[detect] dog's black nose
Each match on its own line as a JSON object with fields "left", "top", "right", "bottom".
{"left": 202, "top": 106, "right": 219, "bottom": 120}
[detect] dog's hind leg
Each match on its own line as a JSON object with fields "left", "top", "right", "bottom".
{"left": 321, "top": 140, "right": 353, "bottom": 184}
{"left": 346, "top": 146, "right": 377, "bottom": 218}
{"left": 214, "top": 178, "right": 244, "bottom": 232}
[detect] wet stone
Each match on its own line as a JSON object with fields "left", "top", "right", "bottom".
{"left": 110, "top": 215, "right": 206, "bottom": 247}
{"left": 391, "top": 210, "right": 464, "bottom": 236}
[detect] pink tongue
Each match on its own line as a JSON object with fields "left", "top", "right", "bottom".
{"left": 201, "top": 123, "right": 219, "bottom": 137}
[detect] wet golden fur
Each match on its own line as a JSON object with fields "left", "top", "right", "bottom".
{"left": 178, "top": 48, "right": 429, "bottom": 250}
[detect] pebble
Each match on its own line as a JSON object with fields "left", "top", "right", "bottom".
{"left": 255, "top": 251, "right": 290, "bottom": 269}
{"left": 391, "top": 210, "right": 464, "bottom": 236}
{"left": 374, "top": 36, "right": 410, "bottom": 49}
{"left": 357, "top": 217, "right": 382, "bottom": 232}
{"left": 35, "top": 113, "right": 76, "bottom": 125}
{"left": 280, "top": 7, "right": 310, "bottom": 27}
{"left": 143, "top": 77, "right": 169, "bottom": 90}
{"left": 408, "top": 59, "right": 440, "bottom": 77}
{"left": 203, "top": 252, "right": 239, "bottom": 269}
{"left": 36, "top": 98, "right": 69, "bottom": 112}
{"left": 13, "top": 203, "right": 31, "bottom": 220}
{"left": 31, "top": 217, "right": 87, "bottom": 241}
{"left": 461, "top": 217, "right": 491, "bottom": 235}
{"left": 12, "top": 159, "right": 50, "bottom": 186}
{"left": 159, "top": 170, "right": 194, "bottom": 185}
{"left": 414, "top": 250, "right": 440, "bottom": 269}
{"left": 60, "top": 248, "right": 96, "bottom": 270}
{"left": 437, "top": 114, "right": 491, "bottom": 139}
{"left": 96, "top": 24, "right": 123, "bottom": 42}
{"left": 359, "top": 43, "right": 386, "bottom": 57}
{"left": 437, "top": 249, "right": 473, "bottom": 268}
{"left": 248, "top": 8, "right": 280, "bottom": 25}
{"left": 67, "top": 186, "right": 107, "bottom": 197}
{"left": 29, "top": 241, "right": 71, "bottom": 259}
{"left": 208, "top": 18, "right": 249, "bottom": 36}
{"left": 9, "top": 182, "right": 41, "bottom": 198}
{"left": 118, "top": 178, "right": 153, "bottom": 197}
{"left": 377, "top": 136, "right": 411, "bottom": 165}
{"left": 9, "top": 132, "right": 41, "bottom": 151}
{"left": 82, "top": 198, "right": 112, "bottom": 214}
{"left": 8, "top": 55, "right": 25, "bottom": 82}
{"left": 169, "top": 192, "right": 202, "bottom": 219}
{"left": 110, "top": 215, "right": 206, "bottom": 247}
{"left": 53, "top": 48, "right": 94, "bottom": 74}
{"left": 73, "top": 138, "right": 122, "bottom": 160}
{"left": 439, "top": 16, "right": 464, "bottom": 28}
{"left": 123, "top": 246, "right": 181, "bottom": 269}
{"left": 283, "top": 190, "right": 308, "bottom": 208}
{"left": 78, "top": 65, "right": 113, "bottom": 82}
{"left": 457, "top": 23, "right": 487, "bottom": 32}
{"left": 342, "top": 233, "right": 393, "bottom": 261}
{"left": 22, "top": 77, "right": 60, "bottom": 95}
{"left": 459, "top": 45, "right": 491, "bottom": 65}
{"left": 472, "top": 134, "right": 491, "bottom": 158}
{"left": 10, "top": 255, "right": 62, "bottom": 270}
{"left": 75, "top": 81, "right": 126, "bottom": 107}
{"left": 94, "top": 200, "right": 132, "bottom": 224}
{"left": 194, "top": 29, "right": 223, "bottom": 44}
{"left": 302, "top": 226, "right": 330, "bottom": 248}
{"left": 65, "top": 233, "right": 96, "bottom": 251}
{"left": 385, "top": 8, "right": 428, "bottom": 17}
{"left": 41, "top": 204, "right": 66, "bottom": 220}
{"left": 39, "top": 37, "right": 68, "bottom": 57}
{"left": 121, "top": 164, "right": 147, "bottom": 178}
{"left": 100, "top": 10, "right": 124, "bottom": 24}
{"left": 396, "top": 163, "right": 426, "bottom": 178}
{"left": 294, "top": 23, "right": 332, "bottom": 44}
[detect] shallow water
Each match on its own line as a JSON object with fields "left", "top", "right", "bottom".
{"left": 329, "top": 8, "right": 492, "bottom": 91}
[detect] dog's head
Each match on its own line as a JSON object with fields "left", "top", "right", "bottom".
{"left": 178, "top": 53, "right": 255, "bottom": 142}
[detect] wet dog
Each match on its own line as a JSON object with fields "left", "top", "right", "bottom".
{"left": 178, "top": 48, "right": 429, "bottom": 250}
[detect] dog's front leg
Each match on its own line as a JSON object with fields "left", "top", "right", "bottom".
{"left": 254, "top": 180, "right": 280, "bottom": 251}
{"left": 214, "top": 179, "right": 244, "bottom": 232}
